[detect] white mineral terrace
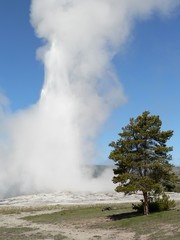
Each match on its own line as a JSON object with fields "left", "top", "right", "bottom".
{"left": 0, "top": 191, "right": 180, "bottom": 207}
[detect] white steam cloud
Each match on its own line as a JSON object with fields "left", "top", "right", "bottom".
{"left": 0, "top": 0, "right": 179, "bottom": 198}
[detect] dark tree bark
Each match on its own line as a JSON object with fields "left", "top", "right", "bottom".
{"left": 143, "top": 192, "right": 149, "bottom": 215}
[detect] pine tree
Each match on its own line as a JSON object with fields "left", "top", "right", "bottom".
{"left": 109, "top": 111, "right": 178, "bottom": 215}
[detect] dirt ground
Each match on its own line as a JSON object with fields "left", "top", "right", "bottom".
{"left": 0, "top": 191, "right": 180, "bottom": 239}
{"left": 0, "top": 208, "right": 135, "bottom": 240}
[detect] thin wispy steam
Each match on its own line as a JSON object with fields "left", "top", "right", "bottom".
{"left": 0, "top": 0, "right": 179, "bottom": 198}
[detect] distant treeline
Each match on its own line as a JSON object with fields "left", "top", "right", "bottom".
{"left": 173, "top": 167, "right": 180, "bottom": 177}
{"left": 91, "top": 165, "right": 180, "bottom": 192}
{"left": 92, "top": 165, "right": 180, "bottom": 178}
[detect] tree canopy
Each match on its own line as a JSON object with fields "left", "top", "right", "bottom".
{"left": 109, "top": 111, "right": 178, "bottom": 215}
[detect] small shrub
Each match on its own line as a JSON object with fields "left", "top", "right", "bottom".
{"left": 132, "top": 193, "right": 176, "bottom": 213}
{"left": 158, "top": 193, "right": 176, "bottom": 210}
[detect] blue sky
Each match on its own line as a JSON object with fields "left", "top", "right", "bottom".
{"left": 102, "top": 10, "right": 180, "bottom": 166}
{"left": 0, "top": 0, "right": 43, "bottom": 110}
{"left": 0, "top": 1, "right": 180, "bottom": 166}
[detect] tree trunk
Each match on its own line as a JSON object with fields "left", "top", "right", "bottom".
{"left": 143, "top": 192, "right": 149, "bottom": 215}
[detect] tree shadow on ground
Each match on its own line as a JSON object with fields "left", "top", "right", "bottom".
{"left": 108, "top": 211, "right": 141, "bottom": 221}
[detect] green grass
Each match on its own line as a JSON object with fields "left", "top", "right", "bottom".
{"left": 1, "top": 202, "right": 179, "bottom": 239}
{"left": 0, "top": 227, "right": 36, "bottom": 240}
{"left": 23, "top": 203, "right": 132, "bottom": 223}
{"left": 104, "top": 201, "right": 180, "bottom": 239}
{"left": 0, "top": 226, "right": 67, "bottom": 240}
{"left": 108, "top": 209, "right": 180, "bottom": 239}
{"left": 0, "top": 204, "right": 63, "bottom": 215}
{"left": 23, "top": 202, "right": 180, "bottom": 239}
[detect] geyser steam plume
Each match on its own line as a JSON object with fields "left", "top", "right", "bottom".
{"left": 0, "top": 0, "right": 179, "bottom": 198}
